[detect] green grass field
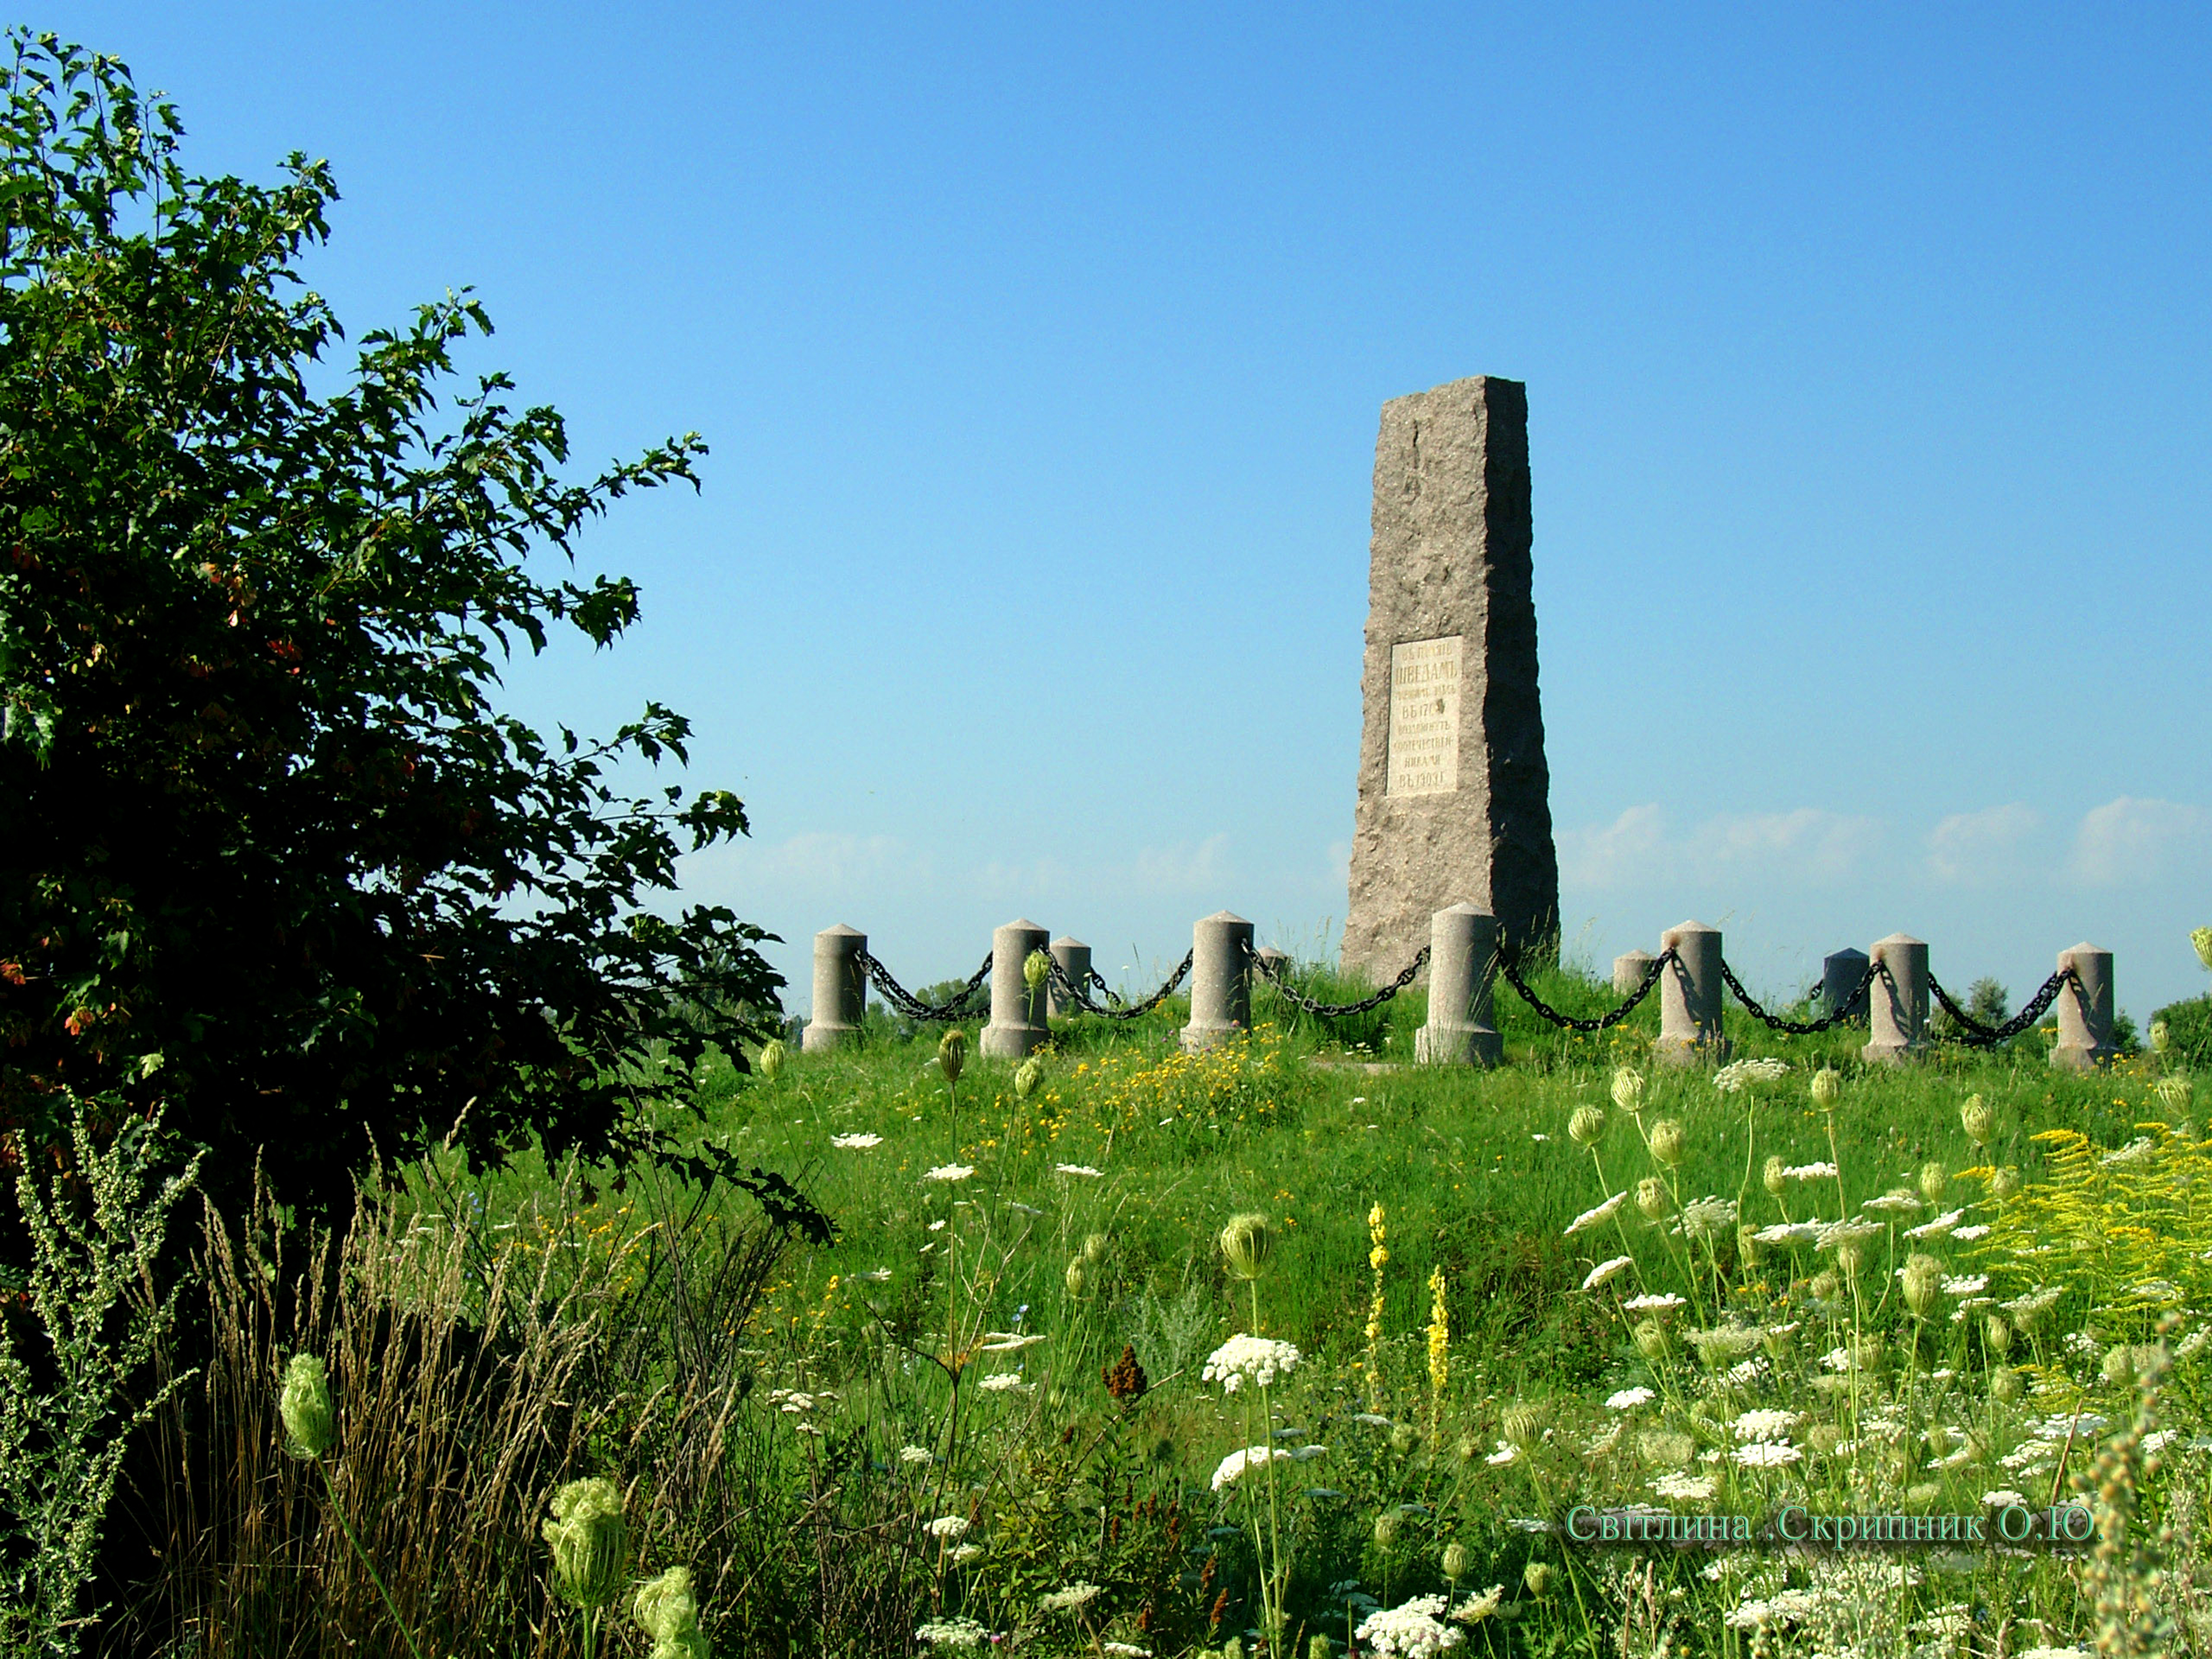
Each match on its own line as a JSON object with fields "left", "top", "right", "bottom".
{"left": 165, "top": 957, "right": 2207, "bottom": 1657}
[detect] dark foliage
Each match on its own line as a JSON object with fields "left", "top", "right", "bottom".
{"left": 0, "top": 34, "right": 787, "bottom": 1221}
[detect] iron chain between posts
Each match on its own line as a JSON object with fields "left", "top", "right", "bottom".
{"left": 1046, "top": 952, "right": 1195, "bottom": 1021}
{"left": 1244, "top": 942, "right": 1430, "bottom": 1018}
{"left": 855, "top": 951, "right": 992, "bottom": 1024}
{"left": 1928, "top": 966, "right": 2078, "bottom": 1048}
{"left": 1497, "top": 945, "right": 1675, "bottom": 1032}
{"left": 1719, "top": 958, "right": 1879, "bottom": 1035}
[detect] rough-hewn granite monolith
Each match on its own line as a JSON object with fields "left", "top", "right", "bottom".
{"left": 1342, "top": 376, "right": 1558, "bottom": 976}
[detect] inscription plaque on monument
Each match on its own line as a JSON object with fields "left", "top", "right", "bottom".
{"left": 1342, "top": 376, "right": 1559, "bottom": 976}
{"left": 1385, "top": 636, "right": 1461, "bottom": 798}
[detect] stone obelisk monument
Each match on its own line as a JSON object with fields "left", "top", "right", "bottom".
{"left": 1341, "top": 376, "right": 1558, "bottom": 975}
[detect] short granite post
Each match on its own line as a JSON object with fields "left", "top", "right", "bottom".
{"left": 1653, "top": 921, "right": 1729, "bottom": 1066}
{"left": 981, "top": 918, "right": 1050, "bottom": 1058}
{"left": 1613, "top": 950, "right": 1657, "bottom": 997}
{"left": 1180, "top": 910, "right": 1254, "bottom": 1053}
{"left": 1863, "top": 934, "right": 1928, "bottom": 1064}
{"left": 1418, "top": 904, "right": 1501, "bottom": 1066}
{"left": 804, "top": 924, "right": 867, "bottom": 1053}
{"left": 1822, "top": 948, "right": 1871, "bottom": 1024}
{"left": 1254, "top": 945, "right": 1292, "bottom": 987}
{"left": 1047, "top": 936, "right": 1092, "bottom": 1019}
{"left": 2051, "top": 942, "right": 2116, "bottom": 1071}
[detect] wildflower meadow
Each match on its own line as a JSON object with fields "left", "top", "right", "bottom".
{"left": 11, "top": 943, "right": 2212, "bottom": 1658}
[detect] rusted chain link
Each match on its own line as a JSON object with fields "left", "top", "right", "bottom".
{"left": 1497, "top": 946, "right": 1675, "bottom": 1032}
{"left": 1046, "top": 952, "right": 1194, "bottom": 1021}
{"left": 855, "top": 951, "right": 991, "bottom": 1023}
{"left": 1719, "top": 958, "right": 1879, "bottom": 1035}
{"left": 1244, "top": 943, "right": 1431, "bottom": 1017}
{"left": 1929, "top": 966, "right": 2078, "bottom": 1047}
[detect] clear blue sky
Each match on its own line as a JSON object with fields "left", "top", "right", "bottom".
{"left": 53, "top": 3, "right": 2212, "bottom": 1018}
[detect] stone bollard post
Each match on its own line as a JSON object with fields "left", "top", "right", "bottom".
{"left": 1822, "top": 948, "right": 1871, "bottom": 1024}
{"left": 1047, "top": 936, "right": 1092, "bottom": 1019}
{"left": 981, "top": 918, "right": 1050, "bottom": 1058}
{"left": 1613, "top": 950, "right": 1657, "bottom": 997}
{"left": 1653, "top": 921, "right": 1730, "bottom": 1066}
{"left": 2051, "top": 942, "right": 2116, "bottom": 1071}
{"left": 1862, "top": 934, "right": 1928, "bottom": 1064}
{"left": 1254, "top": 946, "right": 1292, "bottom": 989}
{"left": 804, "top": 924, "right": 867, "bottom": 1053}
{"left": 1418, "top": 904, "right": 1501, "bottom": 1066}
{"left": 1180, "top": 911, "right": 1254, "bottom": 1053}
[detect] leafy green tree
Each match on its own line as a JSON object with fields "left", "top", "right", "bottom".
{"left": 0, "top": 34, "right": 792, "bottom": 1222}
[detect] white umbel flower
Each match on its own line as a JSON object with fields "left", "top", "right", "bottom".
{"left": 1355, "top": 1592, "right": 1465, "bottom": 1657}
{"left": 1713, "top": 1057, "right": 1789, "bottom": 1093}
{"left": 1564, "top": 1192, "right": 1628, "bottom": 1235}
{"left": 1210, "top": 1445, "right": 1292, "bottom": 1490}
{"left": 924, "top": 1164, "right": 976, "bottom": 1182}
{"left": 1202, "top": 1333, "right": 1302, "bottom": 1393}
{"left": 1732, "top": 1441, "right": 1801, "bottom": 1468}
{"left": 1582, "top": 1255, "right": 1635, "bottom": 1291}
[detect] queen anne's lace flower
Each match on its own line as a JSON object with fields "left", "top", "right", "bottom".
{"left": 926, "top": 1515, "right": 970, "bottom": 1540}
{"left": 978, "top": 1372, "right": 1028, "bottom": 1393}
{"left": 1732, "top": 1408, "right": 1801, "bottom": 1441}
{"left": 899, "top": 1445, "right": 932, "bottom": 1464}
{"left": 1732, "top": 1440, "right": 1801, "bottom": 1468}
{"left": 1905, "top": 1208, "right": 1963, "bottom": 1238}
{"left": 1782, "top": 1162, "right": 1838, "bottom": 1180}
{"left": 1038, "top": 1582, "right": 1102, "bottom": 1613}
{"left": 1678, "top": 1196, "right": 1739, "bottom": 1238}
{"left": 1862, "top": 1189, "right": 1925, "bottom": 1216}
{"left": 1202, "top": 1333, "right": 1301, "bottom": 1393}
{"left": 1713, "top": 1057, "right": 1789, "bottom": 1093}
{"left": 1582, "top": 1255, "right": 1635, "bottom": 1291}
{"left": 1753, "top": 1220, "right": 1821, "bottom": 1245}
{"left": 1620, "top": 1292, "right": 1685, "bottom": 1313}
{"left": 1817, "top": 1219, "right": 1885, "bottom": 1249}
{"left": 1209, "top": 1445, "right": 1291, "bottom": 1490}
{"left": 924, "top": 1164, "right": 976, "bottom": 1182}
{"left": 1354, "top": 1593, "right": 1465, "bottom": 1657}
{"left": 1651, "top": 1471, "right": 1718, "bottom": 1501}
{"left": 831, "top": 1133, "right": 882, "bottom": 1149}
{"left": 1054, "top": 1164, "right": 1103, "bottom": 1177}
{"left": 916, "top": 1617, "right": 990, "bottom": 1649}
{"left": 1606, "top": 1386, "right": 1655, "bottom": 1410}
{"left": 1564, "top": 1192, "right": 1628, "bottom": 1235}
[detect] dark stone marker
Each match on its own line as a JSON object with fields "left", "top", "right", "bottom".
{"left": 1341, "top": 376, "right": 1559, "bottom": 976}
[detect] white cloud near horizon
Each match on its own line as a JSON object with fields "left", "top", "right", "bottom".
{"left": 1926, "top": 803, "right": 2042, "bottom": 885}
{"left": 2068, "top": 796, "right": 2212, "bottom": 885}
{"left": 1559, "top": 804, "right": 1884, "bottom": 890}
